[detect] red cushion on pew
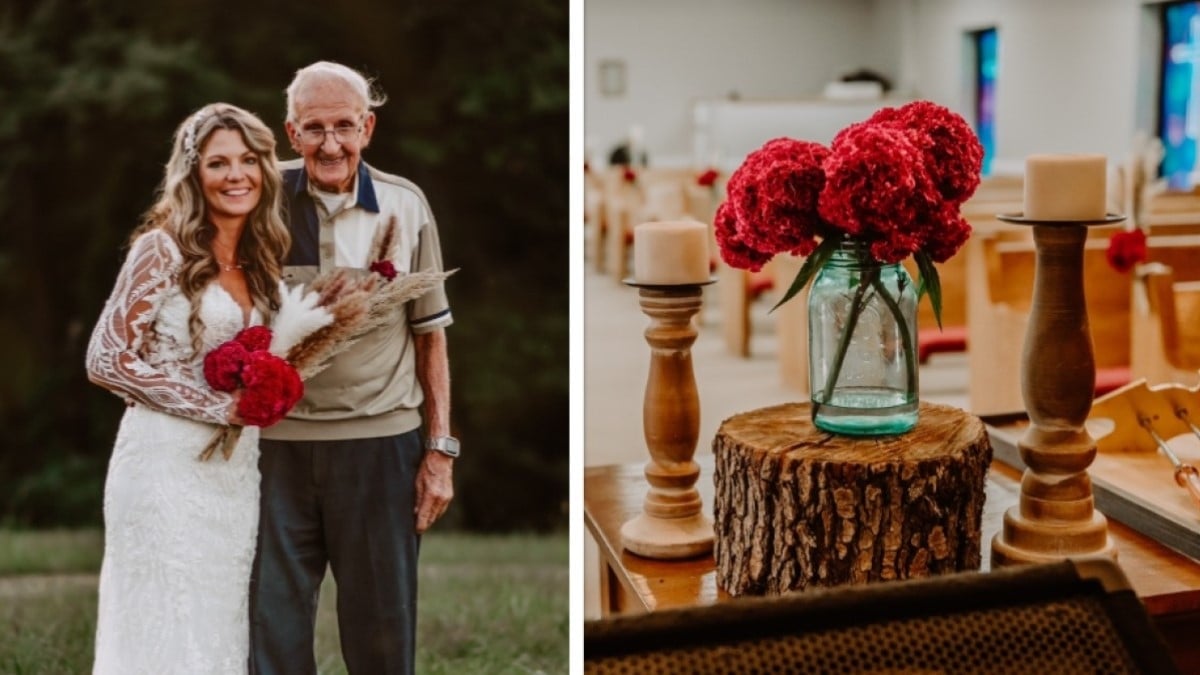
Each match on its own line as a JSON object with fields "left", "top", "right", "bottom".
{"left": 1094, "top": 367, "right": 1131, "bottom": 397}
{"left": 917, "top": 326, "right": 968, "bottom": 364}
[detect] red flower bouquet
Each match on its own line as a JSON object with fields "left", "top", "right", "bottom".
{"left": 715, "top": 99, "right": 983, "bottom": 321}
{"left": 200, "top": 326, "right": 304, "bottom": 460}
{"left": 1106, "top": 228, "right": 1147, "bottom": 273}
{"left": 714, "top": 100, "right": 983, "bottom": 427}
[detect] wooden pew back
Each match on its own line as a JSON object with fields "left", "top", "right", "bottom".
{"left": 1131, "top": 234, "right": 1200, "bottom": 383}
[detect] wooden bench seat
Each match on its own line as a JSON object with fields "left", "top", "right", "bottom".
{"left": 968, "top": 230, "right": 1200, "bottom": 415}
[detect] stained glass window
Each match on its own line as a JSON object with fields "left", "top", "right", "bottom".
{"left": 974, "top": 28, "right": 998, "bottom": 177}
{"left": 1161, "top": 1, "right": 1200, "bottom": 188}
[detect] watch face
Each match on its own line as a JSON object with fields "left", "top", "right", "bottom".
{"left": 430, "top": 436, "right": 460, "bottom": 457}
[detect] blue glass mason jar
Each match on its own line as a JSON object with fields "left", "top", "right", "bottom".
{"left": 807, "top": 241, "right": 919, "bottom": 435}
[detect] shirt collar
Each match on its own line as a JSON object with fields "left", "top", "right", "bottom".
{"left": 288, "top": 161, "right": 380, "bottom": 214}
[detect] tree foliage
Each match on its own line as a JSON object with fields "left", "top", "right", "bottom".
{"left": 0, "top": 0, "right": 568, "bottom": 531}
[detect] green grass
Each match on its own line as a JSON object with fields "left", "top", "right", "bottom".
{"left": 0, "top": 529, "right": 568, "bottom": 674}
{"left": 0, "top": 529, "right": 103, "bottom": 576}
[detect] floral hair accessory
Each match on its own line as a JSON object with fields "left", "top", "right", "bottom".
{"left": 183, "top": 110, "right": 208, "bottom": 167}
{"left": 1106, "top": 228, "right": 1147, "bottom": 273}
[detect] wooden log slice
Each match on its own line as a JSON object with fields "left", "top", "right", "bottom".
{"left": 714, "top": 401, "right": 992, "bottom": 596}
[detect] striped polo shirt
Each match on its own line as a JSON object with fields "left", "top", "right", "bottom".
{"left": 263, "top": 159, "right": 453, "bottom": 441}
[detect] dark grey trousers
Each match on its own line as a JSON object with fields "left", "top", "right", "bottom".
{"left": 249, "top": 431, "right": 423, "bottom": 675}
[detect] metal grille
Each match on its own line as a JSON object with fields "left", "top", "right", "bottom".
{"left": 586, "top": 596, "right": 1143, "bottom": 674}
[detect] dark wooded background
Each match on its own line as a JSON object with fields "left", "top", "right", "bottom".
{"left": 0, "top": 0, "right": 568, "bottom": 531}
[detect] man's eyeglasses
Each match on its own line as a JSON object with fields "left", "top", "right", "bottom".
{"left": 297, "top": 121, "right": 362, "bottom": 146}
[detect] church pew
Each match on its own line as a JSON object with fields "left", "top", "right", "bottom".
{"left": 1130, "top": 234, "right": 1200, "bottom": 386}
{"left": 967, "top": 233, "right": 1136, "bottom": 416}
{"left": 585, "top": 168, "right": 606, "bottom": 269}
{"left": 967, "top": 232, "right": 1200, "bottom": 416}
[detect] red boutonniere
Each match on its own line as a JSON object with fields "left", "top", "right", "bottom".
{"left": 1106, "top": 229, "right": 1147, "bottom": 273}
{"left": 370, "top": 260, "right": 398, "bottom": 281}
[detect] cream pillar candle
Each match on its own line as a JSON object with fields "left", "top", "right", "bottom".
{"left": 633, "top": 220, "right": 710, "bottom": 285}
{"left": 1023, "top": 154, "right": 1108, "bottom": 220}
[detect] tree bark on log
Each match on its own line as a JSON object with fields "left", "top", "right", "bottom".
{"left": 714, "top": 401, "right": 992, "bottom": 596}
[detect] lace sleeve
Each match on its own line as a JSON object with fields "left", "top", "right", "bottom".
{"left": 85, "top": 229, "right": 234, "bottom": 425}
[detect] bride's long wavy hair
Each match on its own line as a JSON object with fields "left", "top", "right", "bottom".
{"left": 133, "top": 103, "right": 291, "bottom": 353}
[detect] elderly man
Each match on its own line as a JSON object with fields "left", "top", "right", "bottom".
{"left": 249, "top": 61, "right": 455, "bottom": 675}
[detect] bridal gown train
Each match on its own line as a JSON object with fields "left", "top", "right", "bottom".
{"left": 86, "top": 229, "right": 263, "bottom": 674}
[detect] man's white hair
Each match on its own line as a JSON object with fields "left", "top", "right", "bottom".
{"left": 285, "top": 61, "right": 387, "bottom": 123}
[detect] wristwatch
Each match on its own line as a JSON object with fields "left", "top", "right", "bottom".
{"left": 426, "top": 435, "right": 461, "bottom": 458}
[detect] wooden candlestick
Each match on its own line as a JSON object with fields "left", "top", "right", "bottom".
{"left": 620, "top": 281, "right": 714, "bottom": 559}
{"left": 991, "top": 215, "right": 1123, "bottom": 566}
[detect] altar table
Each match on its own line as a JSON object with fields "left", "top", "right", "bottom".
{"left": 585, "top": 449, "right": 1200, "bottom": 670}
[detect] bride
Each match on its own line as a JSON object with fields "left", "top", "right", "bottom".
{"left": 85, "top": 102, "right": 291, "bottom": 673}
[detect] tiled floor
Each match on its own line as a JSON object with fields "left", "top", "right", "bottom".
{"left": 582, "top": 257, "right": 970, "bottom": 618}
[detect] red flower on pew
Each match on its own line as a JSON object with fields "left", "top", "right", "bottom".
{"left": 1106, "top": 228, "right": 1147, "bottom": 273}
{"left": 696, "top": 168, "right": 720, "bottom": 187}
{"left": 622, "top": 167, "right": 637, "bottom": 184}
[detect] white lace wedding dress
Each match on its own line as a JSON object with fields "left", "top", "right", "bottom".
{"left": 86, "top": 229, "right": 263, "bottom": 674}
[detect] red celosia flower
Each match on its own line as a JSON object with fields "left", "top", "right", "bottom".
{"left": 234, "top": 325, "right": 272, "bottom": 352}
{"left": 697, "top": 168, "right": 719, "bottom": 187}
{"left": 623, "top": 167, "right": 637, "bottom": 183}
{"left": 918, "top": 205, "right": 973, "bottom": 263}
{"left": 203, "top": 341, "right": 249, "bottom": 392}
{"left": 867, "top": 101, "right": 984, "bottom": 205}
{"left": 1107, "top": 229, "right": 1147, "bottom": 273}
{"left": 818, "top": 124, "right": 939, "bottom": 262}
{"left": 727, "top": 137, "right": 831, "bottom": 256}
{"left": 711, "top": 100, "right": 979, "bottom": 274}
{"left": 370, "top": 260, "right": 398, "bottom": 281}
{"left": 236, "top": 351, "right": 304, "bottom": 427}
{"left": 713, "top": 201, "right": 774, "bottom": 272}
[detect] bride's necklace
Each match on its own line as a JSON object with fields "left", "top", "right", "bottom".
{"left": 213, "top": 239, "right": 243, "bottom": 273}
